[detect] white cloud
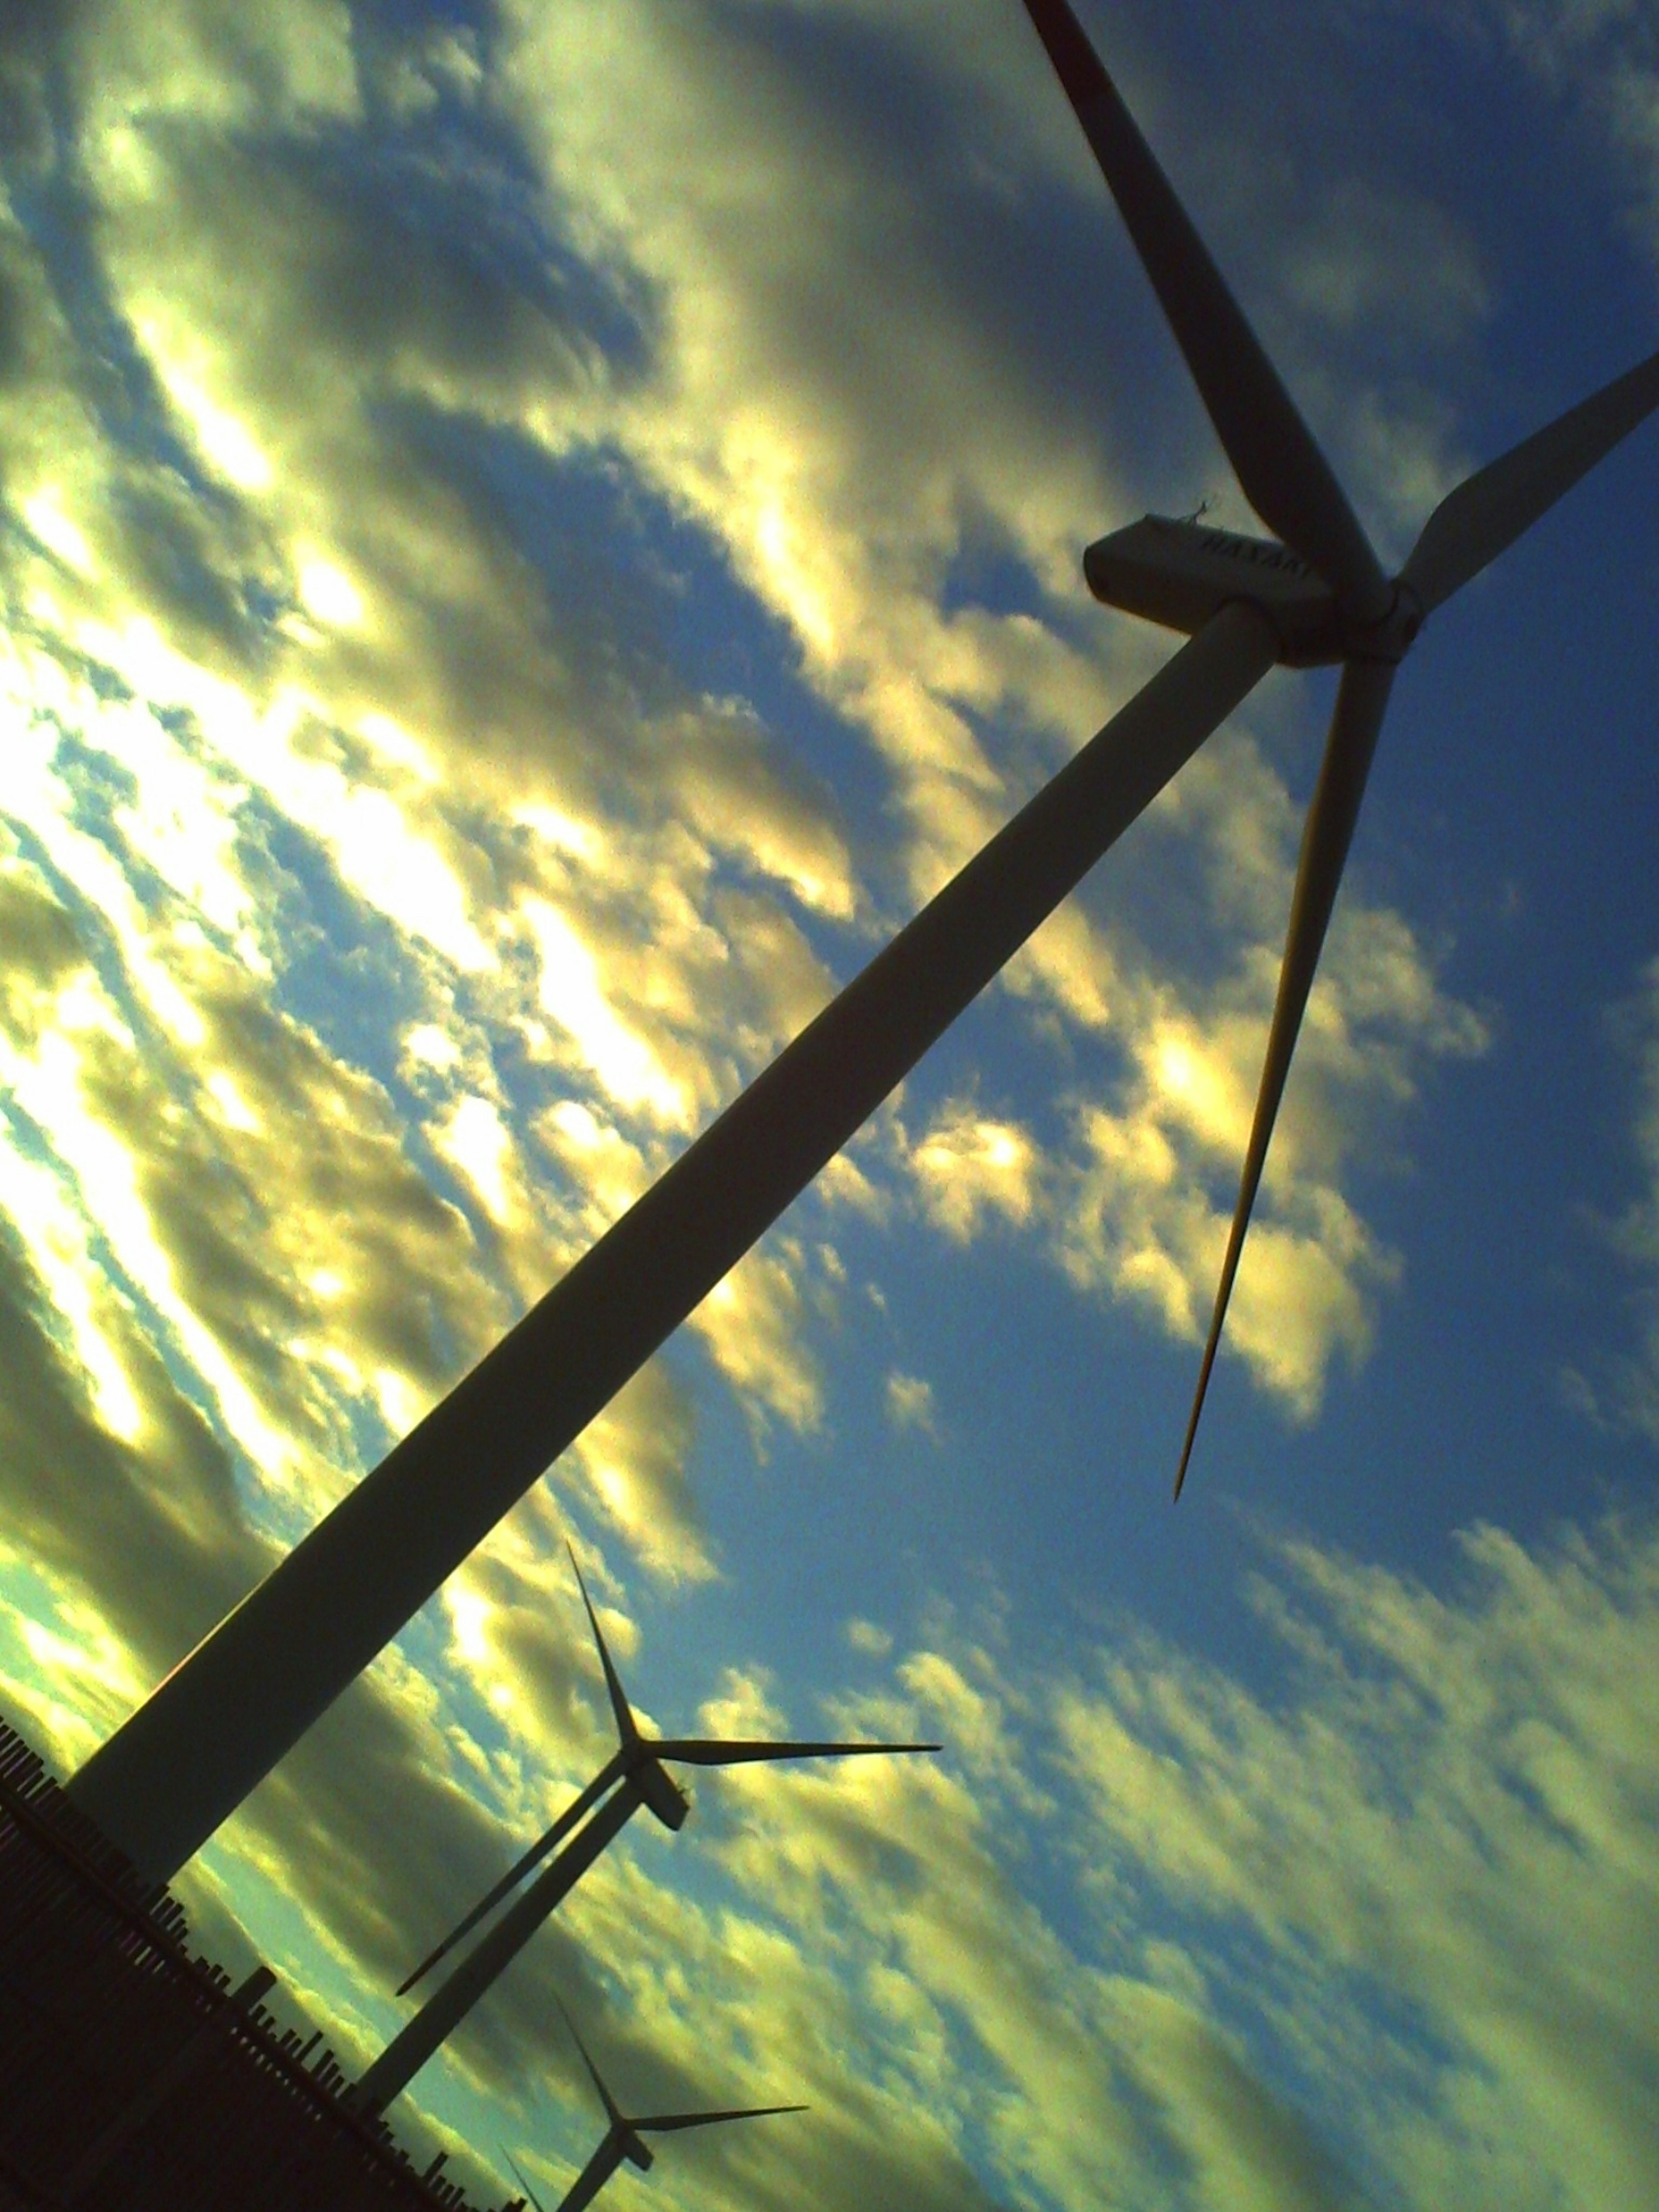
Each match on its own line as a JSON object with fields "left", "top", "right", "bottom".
{"left": 844, "top": 1615, "right": 893, "bottom": 1659}
{"left": 1058, "top": 1513, "right": 1659, "bottom": 2211}
{"left": 884, "top": 1368, "right": 939, "bottom": 1436}
{"left": 691, "top": 1241, "right": 826, "bottom": 1442}
{"left": 911, "top": 1103, "right": 1042, "bottom": 1244}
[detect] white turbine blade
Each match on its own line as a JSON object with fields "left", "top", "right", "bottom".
{"left": 1019, "top": 0, "right": 1389, "bottom": 620}
{"left": 1175, "top": 655, "right": 1398, "bottom": 1498}
{"left": 636, "top": 2104, "right": 807, "bottom": 2135}
{"left": 502, "top": 2145, "right": 552, "bottom": 2212}
{"left": 653, "top": 1738, "right": 939, "bottom": 1767}
{"left": 567, "top": 1542, "right": 640, "bottom": 1748}
{"left": 1402, "top": 342, "right": 1659, "bottom": 615}
{"left": 397, "top": 1754, "right": 625, "bottom": 1995}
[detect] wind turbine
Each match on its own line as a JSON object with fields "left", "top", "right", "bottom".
{"left": 352, "top": 1548, "right": 935, "bottom": 2109}
{"left": 67, "top": 3, "right": 1659, "bottom": 1885}
{"left": 400, "top": 1548, "right": 937, "bottom": 1997}
{"left": 501, "top": 2004, "right": 804, "bottom": 2212}
{"left": 1015, "top": 0, "right": 1659, "bottom": 1493}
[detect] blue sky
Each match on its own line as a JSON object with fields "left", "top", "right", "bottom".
{"left": 3, "top": 0, "right": 1659, "bottom": 2206}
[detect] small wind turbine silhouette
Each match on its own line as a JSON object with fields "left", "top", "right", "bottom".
{"left": 1018, "top": 0, "right": 1659, "bottom": 1494}
{"left": 502, "top": 2003, "right": 804, "bottom": 2212}
{"left": 352, "top": 1551, "right": 935, "bottom": 2109}
{"left": 399, "top": 1545, "right": 938, "bottom": 1997}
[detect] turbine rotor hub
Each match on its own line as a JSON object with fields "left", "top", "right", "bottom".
{"left": 1342, "top": 580, "right": 1425, "bottom": 665}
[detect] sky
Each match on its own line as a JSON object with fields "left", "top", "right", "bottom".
{"left": 2, "top": 0, "right": 1659, "bottom": 2205}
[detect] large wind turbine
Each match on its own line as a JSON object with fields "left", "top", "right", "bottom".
{"left": 351, "top": 1548, "right": 934, "bottom": 2110}
{"left": 66, "top": 3, "right": 1659, "bottom": 1884}
{"left": 501, "top": 2006, "right": 803, "bottom": 2212}
{"left": 1014, "top": 0, "right": 1659, "bottom": 1493}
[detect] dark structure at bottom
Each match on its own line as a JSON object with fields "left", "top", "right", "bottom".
{"left": 0, "top": 1716, "right": 516, "bottom": 2212}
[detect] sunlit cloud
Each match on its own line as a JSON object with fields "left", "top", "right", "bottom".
{"left": 524, "top": 897, "right": 696, "bottom": 1129}
{"left": 885, "top": 1370, "right": 940, "bottom": 1439}
{"left": 691, "top": 1242, "right": 826, "bottom": 1442}
{"left": 912, "top": 1102, "right": 1042, "bottom": 1244}
{"left": 1, "top": 5, "right": 1644, "bottom": 2208}
{"left": 1058, "top": 1512, "right": 1659, "bottom": 2211}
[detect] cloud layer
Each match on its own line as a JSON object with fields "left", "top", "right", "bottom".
{"left": 2, "top": 0, "right": 1656, "bottom": 2206}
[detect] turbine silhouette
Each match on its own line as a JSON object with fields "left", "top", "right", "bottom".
{"left": 1018, "top": 0, "right": 1659, "bottom": 1494}
{"left": 397, "top": 1546, "right": 938, "bottom": 1998}
{"left": 69, "top": 4, "right": 1659, "bottom": 1885}
{"left": 352, "top": 1551, "right": 936, "bottom": 2109}
{"left": 503, "top": 2002, "right": 804, "bottom": 2212}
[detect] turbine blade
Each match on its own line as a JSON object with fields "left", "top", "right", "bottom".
{"left": 556, "top": 1993, "right": 627, "bottom": 2133}
{"left": 636, "top": 2105, "right": 808, "bottom": 2135}
{"left": 1018, "top": 0, "right": 1388, "bottom": 620}
{"left": 568, "top": 1542, "right": 640, "bottom": 1749}
{"left": 551, "top": 2137, "right": 625, "bottom": 2212}
{"left": 1401, "top": 342, "right": 1659, "bottom": 614}
{"left": 396, "top": 1753, "right": 625, "bottom": 1995}
{"left": 1174, "top": 655, "right": 1398, "bottom": 1498}
{"left": 653, "top": 1738, "right": 940, "bottom": 1767}
{"left": 502, "top": 2145, "right": 551, "bottom": 2212}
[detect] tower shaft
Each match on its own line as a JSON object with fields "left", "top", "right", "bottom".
{"left": 358, "top": 1782, "right": 644, "bottom": 2110}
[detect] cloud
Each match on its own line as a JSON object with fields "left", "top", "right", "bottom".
{"left": 1057, "top": 1513, "right": 1659, "bottom": 2211}
{"left": 656, "top": 1503, "right": 1659, "bottom": 2212}
{"left": 844, "top": 1616, "right": 893, "bottom": 1659}
{"left": 911, "top": 1101, "right": 1042, "bottom": 1244}
{"left": 884, "top": 1368, "right": 939, "bottom": 1437}
{"left": 680, "top": 1236, "right": 830, "bottom": 1450}
{"left": 0, "top": 0, "right": 1501, "bottom": 1707}
{"left": 1, "top": 11, "right": 1636, "bottom": 2209}
{"left": 1407, "top": 0, "right": 1659, "bottom": 265}
{"left": 1280, "top": 180, "right": 1492, "bottom": 349}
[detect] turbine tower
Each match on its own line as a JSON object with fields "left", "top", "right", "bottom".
{"left": 501, "top": 2005, "right": 804, "bottom": 2212}
{"left": 68, "top": 0, "right": 1659, "bottom": 1885}
{"left": 352, "top": 1549, "right": 935, "bottom": 2110}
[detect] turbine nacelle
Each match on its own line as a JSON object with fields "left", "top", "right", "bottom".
{"left": 1086, "top": 515, "right": 1338, "bottom": 665}
{"left": 1084, "top": 515, "right": 1424, "bottom": 668}
{"left": 626, "top": 1751, "right": 690, "bottom": 1832}
{"left": 618, "top": 2127, "right": 656, "bottom": 2173}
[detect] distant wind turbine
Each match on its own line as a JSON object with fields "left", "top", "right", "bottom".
{"left": 400, "top": 1546, "right": 937, "bottom": 1996}
{"left": 502, "top": 2003, "right": 804, "bottom": 2212}
{"left": 1014, "top": 0, "right": 1659, "bottom": 1494}
{"left": 503, "top": 2145, "right": 551, "bottom": 2212}
{"left": 352, "top": 1548, "right": 935, "bottom": 2109}
{"left": 69, "top": 0, "right": 1659, "bottom": 1884}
